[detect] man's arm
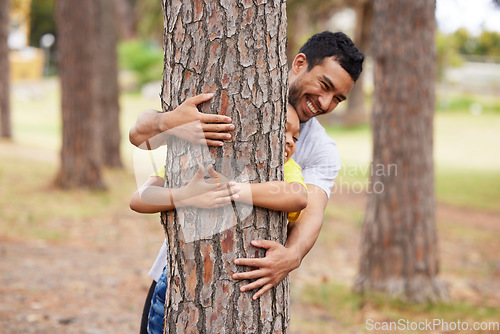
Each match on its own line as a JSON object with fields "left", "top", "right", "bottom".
{"left": 232, "top": 184, "right": 327, "bottom": 300}
{"left": 129, "top": 93, "right": 235, "bottom": 149}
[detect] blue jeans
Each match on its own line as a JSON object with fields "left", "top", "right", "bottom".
{"left": 147, "top": 266, "right": 167, "bottom": 334}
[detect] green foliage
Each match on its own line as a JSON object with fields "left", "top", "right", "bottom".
{"left": 135, "top": 0, "right": 163, "bottom": 43}
{"left": 436, "top": 31, "right": 464, "bottom": 80}
{"left": 29, "top": 0, "right": 56, "bottom": 47}
{"left": 118, "top": 40, "right": 163, "bottom": 87}
{"left": 450, "top": 28, "right": 500, "bottom": 58}
{"left": 476, "top": 30, "right": 500, "bottom": 57}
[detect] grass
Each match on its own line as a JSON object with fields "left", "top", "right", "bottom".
{"left": 295, "top": 281, "right": 500, "bottom": 333}
{"left": 436, "top": 168, "right": 500, "bottom": 211}
{"left": 0, "top": 151, "right": 147, "bottom": 242}
{"left": 437, "top": 92, "right": 500, "bottom": 114}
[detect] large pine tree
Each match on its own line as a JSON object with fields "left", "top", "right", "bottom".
{"left": 355, "top": 0, "right": 448, "bottom": 303}
{"left": 160, "top": 0, "right": 290, "bottom": 332}
{"left": 55, "top": 0, "right": 103, "bottom": 189}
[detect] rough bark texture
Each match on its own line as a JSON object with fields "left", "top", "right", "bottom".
{"left": 55, "top": 0, "right": 104, "bottom": 189}
{"left": 0, "top": 0, "right": 11, "bottom": 139}
{"left": 160, "top": 0, "right": 289, "bottom": 332}
{"left": 96, "top": 0, "right": 122, "bottom": 168}
{"left": 354, "top": 0, "right": 448, "bottom": 303}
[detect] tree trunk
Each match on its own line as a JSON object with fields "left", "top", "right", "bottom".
{"left": 341, "top": 0, "right": 372, "bottom": 127}
{"left": 0, "top": 0, "right": 11, "bottom": 139}
{"left": 354, "top": 0, "right": 448, "bottom": 303}
{"left": 114, "top": 0, "right": 136, "bottom": 39}
{"left": 96, "top": 0, "right": 122, "bottom": 168}
{"left": 286, "top": 2, "right": 310, "bottom": 68}
{"left": 55, "top": 0, "right": 104, "bottom": 189}
{"left": 161, "top": 1, "right": 289, "bottom": 332}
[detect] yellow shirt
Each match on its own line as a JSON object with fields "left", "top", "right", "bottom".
{"left": 152, "top": 165, "right": 166, "bottom": 179}
{"left": 284, "top": 158, "right": 307, "bottom": 223}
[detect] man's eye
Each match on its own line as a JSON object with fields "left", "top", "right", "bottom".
{"left": 335, "top": 97, "right": 343, "bottom": 103}
{"left": 293, "top": 137, "right": 298, "bottom": 142}
{"left": 321, "top": 82, "right": 328, "bottom": 90}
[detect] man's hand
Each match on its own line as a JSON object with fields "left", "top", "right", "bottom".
{"left": 232, "top": 240, "right": 301, "bottom": 300}
{"left": 166, "top": 93, "right": 235, "bottom": 146}
{"left": 129, "top": 93, "right": 235, "bottom": 149}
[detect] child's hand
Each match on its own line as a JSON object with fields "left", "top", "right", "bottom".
{"left": 179, "top": 166, "right": 239, "bottom": 208}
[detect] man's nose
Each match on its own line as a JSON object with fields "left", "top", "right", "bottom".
{"left": 318, "top": 92, "right": 335, "bottom": 111}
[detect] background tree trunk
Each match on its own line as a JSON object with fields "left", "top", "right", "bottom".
{"left": 354, "top": 0, "right": 448, "bottom": 303}
{"left": 55, "top": 0, "right": 104, "bottom": 189}
{"left": 161, "top": 0, "right": 289, "bottom": 332}
{"left": 0, "top": 0, "right": 11, "bottom": 139}
{"left": 341, "top": 0, "right": 372, "bottom": 127}
{"left": 114, "top": 0, "right": 136, "bottom": 39}
{"left": 96, "top": 0, "right": 122, "bottom": 168}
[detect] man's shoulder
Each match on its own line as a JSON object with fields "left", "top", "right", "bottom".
{"left": 299, "top": 118, "right": 336, "bottom": 147}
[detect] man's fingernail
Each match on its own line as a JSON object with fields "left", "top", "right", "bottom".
{"left": 234, "top": 260, "right": 239, "bottom": 265}
{"left": 240, "top": 287, "right": 245, "bottom": 292}
{"left": 229, "top": 124, "right": 235, "bottom": 129}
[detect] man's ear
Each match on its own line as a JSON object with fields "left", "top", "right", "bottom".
{"left": 291, "top": 53, "right": 308, "bottom": 75}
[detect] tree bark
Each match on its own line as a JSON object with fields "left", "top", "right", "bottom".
{"left": 55, "top": 0, "right": 104, "bottom": 189}
{"left": 96, "top": 0, "right": 122, "bottom": 168}
{"left": 0, "top": 0, "right": 11, "bottom": 139}
{"left": 161, "top": 0, "right": 289, "bottom": 332}
{"left": 354, "top": 0, "right": 448, "bottom": 303}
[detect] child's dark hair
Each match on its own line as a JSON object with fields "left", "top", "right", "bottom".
{"left": 298, "top": 31, "right": 364, "bottom": 82}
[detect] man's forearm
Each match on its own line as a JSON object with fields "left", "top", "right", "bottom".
{"left": 129, "top": 109, "right": 166, "bottom": 149}
{"left": 285, "top": 185, "right": 328, "bottom": 264}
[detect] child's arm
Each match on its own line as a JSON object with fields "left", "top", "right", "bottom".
{"left": 130, "top": 167, "right": 240, "bottom": 214}
{"left": 235, "top": 181, "right": 307, "bottom": 213}
{"left": 130, "top": 176, "right": 176, "bottom": 213}
{"left": 202, "top": 167, "right": 307, "bottom": 213}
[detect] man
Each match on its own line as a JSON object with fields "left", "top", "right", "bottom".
{"left": 131, "top": 31, "right": 364, "bottom": 333}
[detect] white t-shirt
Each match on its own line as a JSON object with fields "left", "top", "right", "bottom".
{"left": 148, "top": 117, "right": 341, "bottom": 281}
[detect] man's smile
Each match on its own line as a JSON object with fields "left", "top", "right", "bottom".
{"left": 306, "top": 98, "right": 319, "bottom": 115}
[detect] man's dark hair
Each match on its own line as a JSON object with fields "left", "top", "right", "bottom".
{"left": 298, "top": 31, "right": 364, "bottom": 82}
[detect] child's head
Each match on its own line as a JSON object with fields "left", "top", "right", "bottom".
{"left": 285, "top": 104, "right": 300, "bottom": 162}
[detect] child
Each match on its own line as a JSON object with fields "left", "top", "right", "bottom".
{"left": 130, "top": 104, "right": 307, "bottom": 334}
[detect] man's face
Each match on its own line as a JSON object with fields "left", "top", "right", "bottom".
{"left": 288, "top": 54, "right": 354, "bottom": 123}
